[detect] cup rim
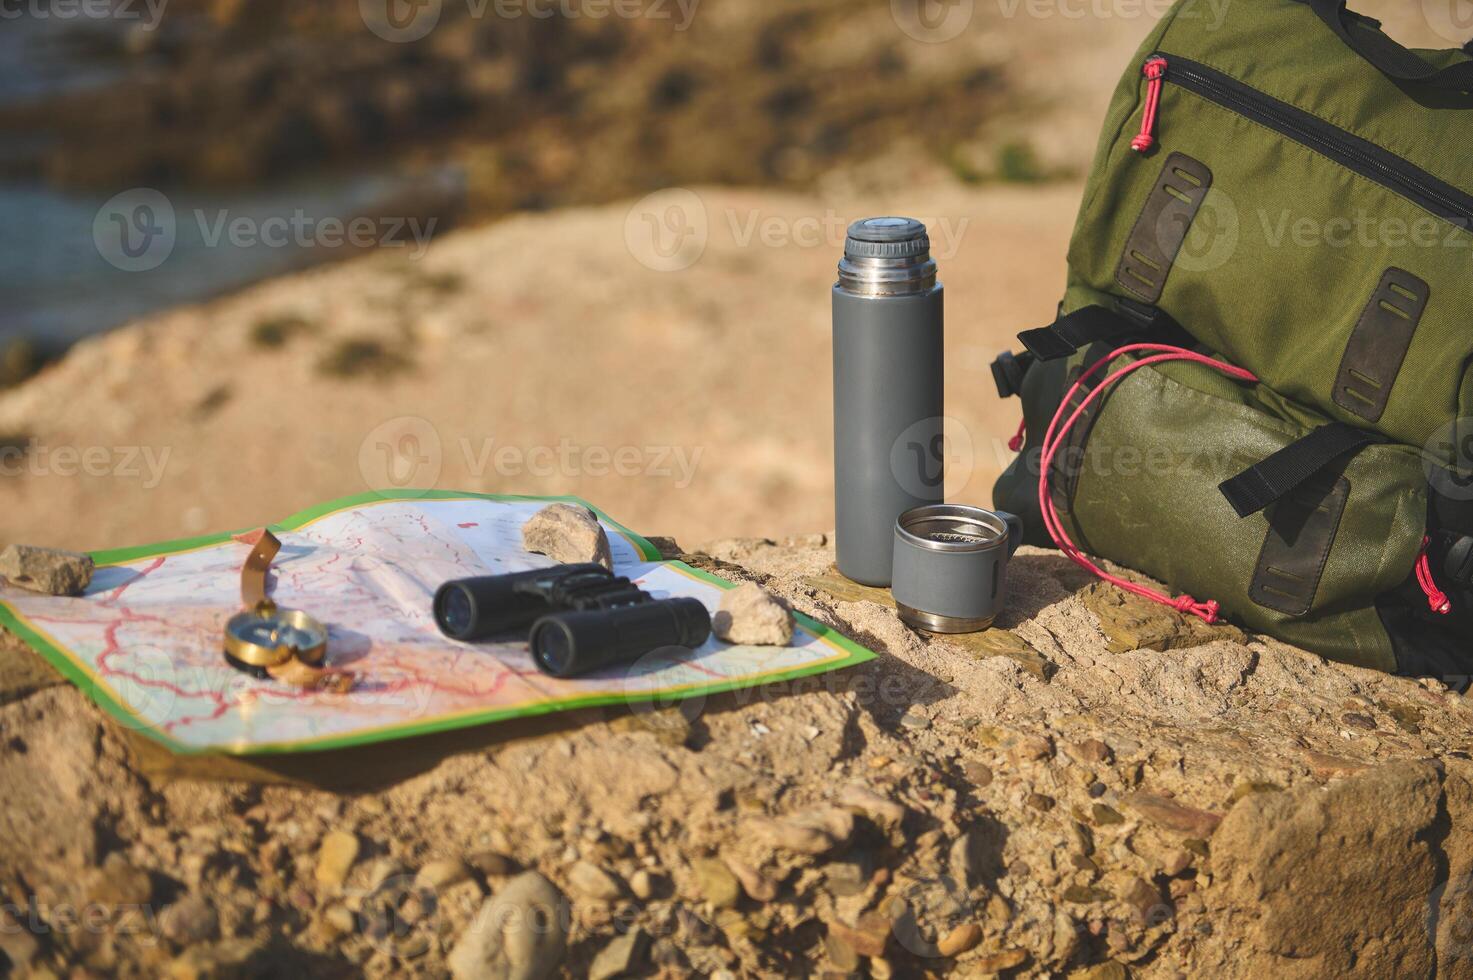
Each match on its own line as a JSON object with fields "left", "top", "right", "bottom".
{"left": 895, "top": 504, "right": 1008, "bottom": 553}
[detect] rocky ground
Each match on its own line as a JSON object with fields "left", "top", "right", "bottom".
{"left": 3, "top": 533, "right": 1472, "bottom": 979}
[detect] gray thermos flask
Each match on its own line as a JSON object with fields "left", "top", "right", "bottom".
{"left": 832, "top": 217, "right": 945, "bottom": 586}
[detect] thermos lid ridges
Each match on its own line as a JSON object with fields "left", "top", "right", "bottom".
{"left": 844, "top": 217, "right": 930, "bottom": 261}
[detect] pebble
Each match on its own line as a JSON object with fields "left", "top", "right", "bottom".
{"left": 724, "top": 857, "right": 778, "bottom": 902}
{"left": 0, "top": 930, "right": 39, "bottom": 970}
{"left": 1068, "top": 738, "right": 1114, "bottom": 765}
{"left": 963, "top": 761, "right": 994, "bottom": 788}
{"left": 399, "top": 933, "right": 432, "bottom": 959}
{"left": 416, "top": 859, "right": 472, "bottom": 890}
{"left": 937, "top": 922, "right": 983, "bottom": 957}
{"left": 589, "top": 927, "right": 650, "bottom": 980}
{"left": 521, "top": 504, "right": 612, "bottom": 569}
{"left": 467, "top": 851, "right": 517, "bottom": 878}
{"left": 166, "top": 939, "right": 260, "bottom": 980}
{"left": 837, "top": 784, "right": 908, "bottom": 828}
{"left": 161, "top": 895, "right": 219, "bottom": 945}
{"left": 1009, "top": 734, "right": 1054, "bottom": 765}
{"left": 826, "top": 911, "right": 891, "bottom": 958}
{"left": 628, "top": 869, "right": 657, "bottom": 900}
{"left": 712, "top": 583, "right": 795, "bottom": 646}
{"left": 315, "top": 831, "right": 361, "bottom": 889}
{"left": 746, "top": 807, "right": 854, "bottom": 856}
{"left": 322, "top": 904, "right": 356, "bottom": 937}
{"left": 1091, "top": 804, "right": 1125, "bottom": 826}
{"left": 972, "top": 948, "right": 1029, "bottom": 972}
{"left": 447, "top": 872, "right": 569, "bottom": 980}
{"left": 691, "top": 858, "right": 742, "bottom": 909}
{"left": 899, "top": 711, "right": 932, "bottom": 731}
{"left": 85, "top": 854, "right": 153, "bottom": 907}
{"left": 0, "top": 543, "right": 94, "bottom": 595}
{"left": 1122, "top": 792, "right": 1222, "bottom": 838}
{"left": 569, "top": 861, "right": 624, "bottom": 902}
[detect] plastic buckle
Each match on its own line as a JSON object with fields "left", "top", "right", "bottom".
{"left": 991, "top": 350, "right": 1034, "bottom": 398}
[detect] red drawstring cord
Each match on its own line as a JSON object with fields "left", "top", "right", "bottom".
{"left": 1038, "top": 344, "right": 1257, "bottom": 625}
{"left": 1416, "top": 536, "right": 1452, "bottom": 615}
{"left": 1007, "top": 417, "right": 1027, "bottom": 453}
{"left": 1132, "top": 57, "right": 1167, "bottom": 153}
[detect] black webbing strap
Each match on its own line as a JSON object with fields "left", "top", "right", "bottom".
{"left": 1307, "top": 0, "right": 1473, "bottom": 93}
{"left": 1018, "top": 306, "right": 1138, "bottom": 362}
{"left": 1219, "top": 423, "right": 1376, "bottom": 518}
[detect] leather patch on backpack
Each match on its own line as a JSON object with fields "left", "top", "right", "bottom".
{"left": 1115, "top": 153, "right": 1213, "bottom": 304}
{"left": 1249, "top": 475, "right": 1350, "bottom": 617}
{"left": 1332, "top": 268, "right": 1429, "bottom": 423}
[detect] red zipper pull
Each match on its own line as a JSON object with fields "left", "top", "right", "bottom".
{"left": 1132, "top": 56, "right": 1168, "bottom": 153}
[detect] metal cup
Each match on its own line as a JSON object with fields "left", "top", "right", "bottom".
{"left": 891, "top": 504, "right": 1023, "bottom": 633}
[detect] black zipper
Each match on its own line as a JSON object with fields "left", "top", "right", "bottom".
{"left": 1143, "top": 53, "right": 1473, "bottom": 230}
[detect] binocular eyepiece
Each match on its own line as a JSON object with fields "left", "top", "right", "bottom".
{"left": 432, "top": 563, "right": 712, "bottom": 678}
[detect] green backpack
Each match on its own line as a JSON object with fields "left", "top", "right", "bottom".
{"left": 992, "top": 0, "right": 1473, "bottom": 674}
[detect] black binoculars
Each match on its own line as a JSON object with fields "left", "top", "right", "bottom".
{"left": 433, "top": 563, "right": 711, "bottom": 678}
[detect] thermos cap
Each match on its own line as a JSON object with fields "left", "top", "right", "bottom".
{"left": 844, "top": 217, "right": 930, "bottom": 261}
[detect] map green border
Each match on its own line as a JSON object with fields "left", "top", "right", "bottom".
{"left": 0, "top": 490, "right": 875, "bottom": 756}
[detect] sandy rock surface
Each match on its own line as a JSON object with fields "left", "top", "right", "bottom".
{"left": 3, "top": 535, "right": 1472, "bottom": 978}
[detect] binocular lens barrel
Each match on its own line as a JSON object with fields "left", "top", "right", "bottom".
{"left": 433, "top": 564, "right": 607, "bottom": 641}
{"left": 529, "top": 598, "right": 712, "bottom": 678}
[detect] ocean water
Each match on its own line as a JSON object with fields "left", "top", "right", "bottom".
{"left": 0, "top": 14, "right": 463, "bottom": 348}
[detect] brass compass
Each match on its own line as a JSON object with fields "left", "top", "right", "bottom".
{"left": 223, "top": 530, "right": 351, "bottom": 692}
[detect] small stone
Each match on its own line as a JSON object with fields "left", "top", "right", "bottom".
{"left": 899, "top": 711, "right": 931, "bottom": 731}
{"left": 85, "top": 853, "right": 153, "bottom": 907}
{"left": 400, "top": 933, "right": 432, "bottom": 959}
{"left": 167, "top": 939, "right": 260, "bottom": 980}
{"left": 1068, "top": 739, "right": 1114, "bottom": 766}
{"left": 589, "top": 927, "right": 650, "bottom": 980}
{"left": 826, "top": 910, "right": 891, "bottom": 958}
{"left": 628, "top": 869, "right": 656, "bottom": 900}
{"left": 712, "top": 583, "right": 795, "bottom": 646}
{"left": 416, "top": 859, "right": 473, "bottom": 890}
{"left": 161, "top": 894, "right": 219, "bottom": 945}
{"left": 825, "top": 931, "right": 861, "bottom": 971}
{"left": 1341, "top": 712, "right": 1377, "bottom": 731}
{"left": 691, "top": 858, "right": 741, "bottom": 909}
{"left": 448, "top": 871, "right": 569, "bottom": 980}
{"left": 1027, "top": 793, "right": 1056, "bottom": 812}
{"left": 870, "top": 956, "right": 895, "bottom": 980}
{"left": 1303, "top": 749, "right": 1370, "bottom": 779}
{"left": 1121, "top": 876, "right": 1166, "bottom": 922}
{"left": 568, "top": 861, "right": 623, "bottom": 902}
{"left": 322, "top": 904, "right": 356, "bottom": 937}
{"left": 1069, "top": 961, "right": 1130, "bottom": 980}
{"left": 1009, "top": 734, "right": 1053, "bottom": 765}
{"left": 1062, "top": 884, "right": 1112, "bottom": 903}
{"left": 971, "top": 948, "right": 1029, "bottom": 973}
{"left": 0, "top": 929, "right": 39, "bottom": 970}
{"left": 0, "top": 543, "right": 94, "bottom": 596}
{"left": 1091, "top": 804, "right": 1125, "bottom": 826}
{"left": 521, "top": 504, "right": 612, "bottom": 569}
{"left": 837, "top": 784, "right": 908, "bottom": 828}
{"left": 466, "top": 851, "right": 517, "bottom": 877}
{"left": 1122, "top": 793, "right": 1222, "bottom": 838}
{"left": 963, "top": 761, "right": 994, "bottom": 787}
{"left": 745, "top": 807, "right": 855, "bottom": 856}
{"left": 724, "top": 857, "right": 779, "bottom": 902}
{"left": 937, "top": 922, "right": 983, "bottom": 957}
{"left": 986, "top": 893, "right": 1013, "bottom": 926}
{"left": 315, "top": 830, "right": 361, "bottom": 889}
